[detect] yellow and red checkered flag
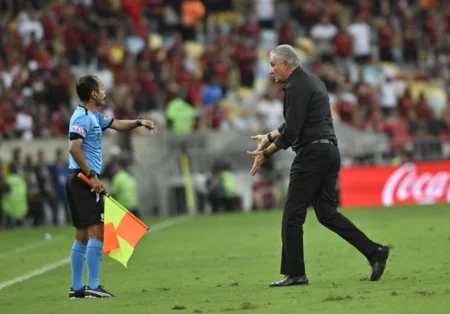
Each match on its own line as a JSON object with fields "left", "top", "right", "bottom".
{"left": 103, "top": 196, "right": 148, "bottom": 267}
{"left": 78, "top": 173, "right": 149, "bottom": 267}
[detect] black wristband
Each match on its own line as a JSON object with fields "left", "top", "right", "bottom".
{"left": 267, "top": 132, "right": 274, "bottom": 143}
{"left": 263, "top": 148, "right": 271, "bottom": 159}
{"left": 136, "top": 117, "right": 143, "bottom": 127}
{"left": 87, "top": 170, "right": 97, "bottom": 179}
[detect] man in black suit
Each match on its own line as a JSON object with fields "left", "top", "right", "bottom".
{"left": 248, "top": 45, "right": 389, "bottom": 287}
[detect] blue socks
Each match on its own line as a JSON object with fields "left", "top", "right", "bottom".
{"left": 71, "top": 241, "right": 87, "bottom": 291}
{"left": 86, "top": 239, "right": 103, "bottom": 290}
{"left": 71, "top": 239, "right": 103, "bottom": 290}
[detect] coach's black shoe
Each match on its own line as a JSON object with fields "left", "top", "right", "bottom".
{"left": 369, "top": 245, "right": 390, "bottom": 281}
{"left": 269, "top": 275, "right": 309, "bottom": 287}
{"left": 85, "top": 285, "right": 116, "bottom": 298}
{"left": 69, "top": 286, "right": 86, "bottom": 299}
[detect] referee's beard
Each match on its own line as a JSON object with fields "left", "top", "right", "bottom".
{"left": 95, "top": 97, "right": 106, "bottom": 107}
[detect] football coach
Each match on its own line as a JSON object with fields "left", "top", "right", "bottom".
{"left": 247, "top": 45, "right": 389, "bottom": 287}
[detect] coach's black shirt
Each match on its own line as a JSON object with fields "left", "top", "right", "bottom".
{"left": 274, "top": 66, "right": 337, "bottom": 153}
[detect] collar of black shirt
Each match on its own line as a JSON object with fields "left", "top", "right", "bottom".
{"left": 283, "top": 66, "right": 303, "bottom": 91}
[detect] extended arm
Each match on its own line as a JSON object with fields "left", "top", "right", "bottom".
{"left": 110, "top": 119, "right": 155, "bottom": 132}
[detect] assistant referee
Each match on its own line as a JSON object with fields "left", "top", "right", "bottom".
{"left": 248, "top": 45, "right": 389, "bottom": 287}
{"left": 67, "top": 75, "right": 155, "bottom": 298}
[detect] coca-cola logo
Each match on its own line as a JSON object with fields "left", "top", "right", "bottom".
{"left": 382, "top": 163, "right": 450, "bottom": 206}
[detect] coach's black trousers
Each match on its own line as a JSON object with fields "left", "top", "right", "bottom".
{"left": 280, "top": 143, "right": 378, "bottom": 276}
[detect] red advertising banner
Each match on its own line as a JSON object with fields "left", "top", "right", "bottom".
{"left": 339, "top": 161, "right": 450, "bottom": 207}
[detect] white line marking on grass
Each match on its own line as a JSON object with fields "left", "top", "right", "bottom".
{"left": 0, "top": 257, "right": 71, "bottom": 290}
{"left": 0, "top": 236, "right": 64, "bottom": 259}
{"left": 147, "top": 216, "right": 188, "bottom": 233}
{"left": 0, "top": 216, "right": 189, "bottom": 291}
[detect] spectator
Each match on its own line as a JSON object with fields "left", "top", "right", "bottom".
{"left": 378, "top": 73, "right": 398, "bottom": 118}
{"left": 233, "top": 38, "right": 257, "bottom": 88}
{"left": 201, "top": 76, "right": 223, "bottom": 107}
{"left": 377, "top": 17, "right": 395, "bottom": 62}
{"left": 4, "top": 148, "right": 24, "bottom": 178}
{"left": 251, "top": 160, "right": 282, "bottom": 211}
{"left": 180, "top": 0, "right": 206, "bottom": 41}
{"left": 14, "top": 104, "right": 34, "bottom": 140}
{"left": 95, "top": 61, "right": 114, "bottom": 92}
{"left": 0, "top": 159, "right": 9, "bottom": 227}
{"left": 310, "top": 15, "right": 338, "bottom": 63}
{"left": 318, "top": 63, "right": 339, "bottom": 94}
{"left": 255, "top": 0, "right": 275, "bottom": 29}
{"left": 0, "top": 98, "right": 16, "bottom": 139}
{"left": 16, "top": 11, "right": 44, "bottom": 47}
{"left": 335, "top": 92, "right": 357, "bottom": 125}
{"left": 23, "top": 155, "right": 44, "bottom": 227}
{"left": 257, "top": 87, "right": 284, "bottom": 131}
{"left": 277, "top": 19, "right": 297, "bottom": 46}
{"left": 334, "top": 24, "right": 353, "bottom": 74}
{"left": 402, "top": 9, "right": 420, "bottom": 64}
{"left": 347, "top": 14, "right": 372, "bottom": 64}
{"left": 397, "top": 87, "right": 415, "bottom": 119}
{"left": 206, "top": 161, "right": 236, "bottom": 213}
{"left": 48, "top": 148, "right": 70, "bottom": 225}
{"left": 166, "top": 90, "right": 198, "bottom": 135}
{"left": 36, "top": 150, "right": 55, "bottom": 223}
{"left": 102, "top": 146, "right": 123, "bottom": 181}
{"left": 415, "top": 92, "right": 433, "bottom": 121}
{"left": 355, "top": 70, "right": 376, "bottom": 119}
{"left": 1, "top": 167, "right": 27, "bottom": 228}
{"left": 206, "top": 98, "right": 227, "bottom": 130}
{"left": 51, "top": 104, "right": 71, "bottom": 137}
{"left": 110, "top": 158, "right": 141, "bottom": 218}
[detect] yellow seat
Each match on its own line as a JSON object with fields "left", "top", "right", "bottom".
{"left": 237, "top": 87, "right": 255, "bottom": 100}
{"left": 223, "top": 100, "right": 245, "bottom": 118}
{"left": 379, "top": 62, "right": 401, "bottom": 75}
{"left": 409, "top": 81, "right": 431, "bottom": 100}
{"left": 257, "top": 49, "right": 269, "bottom": 60}
{"left": 185, "top": 41, "right": 204, "bottom": 58}
{"left": 148, "top": 33, "right": 163, "bottom": 50}
{"left": 294, "top": 36, "right": 316, "bottom": 55}
{"left": 8, "top": 19, "right": 16, "bottom": 31}
{"left": 255, "top": 79, "right": 267, "bottom": 91}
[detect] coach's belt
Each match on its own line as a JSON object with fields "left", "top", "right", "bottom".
{"left": 311, "top": 139, "right": 335, "bottom": 145}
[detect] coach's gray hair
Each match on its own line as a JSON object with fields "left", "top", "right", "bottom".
{"left": 270, "top": 45, "right": 301, "bottom": 68}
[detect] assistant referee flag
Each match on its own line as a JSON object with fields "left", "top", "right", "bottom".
{"left": 78, "top": 173, "right": 149, "bottom": 267}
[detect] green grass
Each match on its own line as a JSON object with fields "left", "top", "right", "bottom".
{"left": 1, "top": 204, "right": 450, "bottom": 314}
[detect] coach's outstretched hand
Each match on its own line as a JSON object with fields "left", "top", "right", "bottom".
{"left": 90, "top": 176, "right": 106, "bottom": 193}
{"left": 251, "top": 134, "right": 269, "bottom": 151}
{"left": 247, "top": 150, "right": 266, "bottom": 176}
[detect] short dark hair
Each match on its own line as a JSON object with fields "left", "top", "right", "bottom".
{"left": 76, "top": 76, "right": 99, "bottom": 102}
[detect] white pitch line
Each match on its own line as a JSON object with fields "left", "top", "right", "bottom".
{"left": 0, "top": 258, "right": 71, "bottom": 290}
{"left": 0, "top": 236, "right": 64, "bottom": 259}
{"left": 146, "top": 216, "right": 188, "bottom": 233}
{"left": 0, "top": 216, "right": 189, "bottom": 291}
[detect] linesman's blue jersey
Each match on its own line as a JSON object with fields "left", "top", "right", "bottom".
{"left": 68, "top": 106, "right": 114, "bottom": 174}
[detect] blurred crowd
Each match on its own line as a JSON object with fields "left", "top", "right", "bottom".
{"left": 0, "top": 144, "right": 283, "bottom": 227}
{"left": 0, "top": 147, "right": 70, "bottom": 228}
{"left": 1, "top": 0, "right": 450, "bottom": 152}
{"left": 0, "top": 145, "right": 142, "bottom": 229}
{"left": 195, "top": 157, "right": 283, "bottom": 214}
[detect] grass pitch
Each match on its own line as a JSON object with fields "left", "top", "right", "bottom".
{"left": 1, "top": 204, "right": 449, "bottom": 314}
